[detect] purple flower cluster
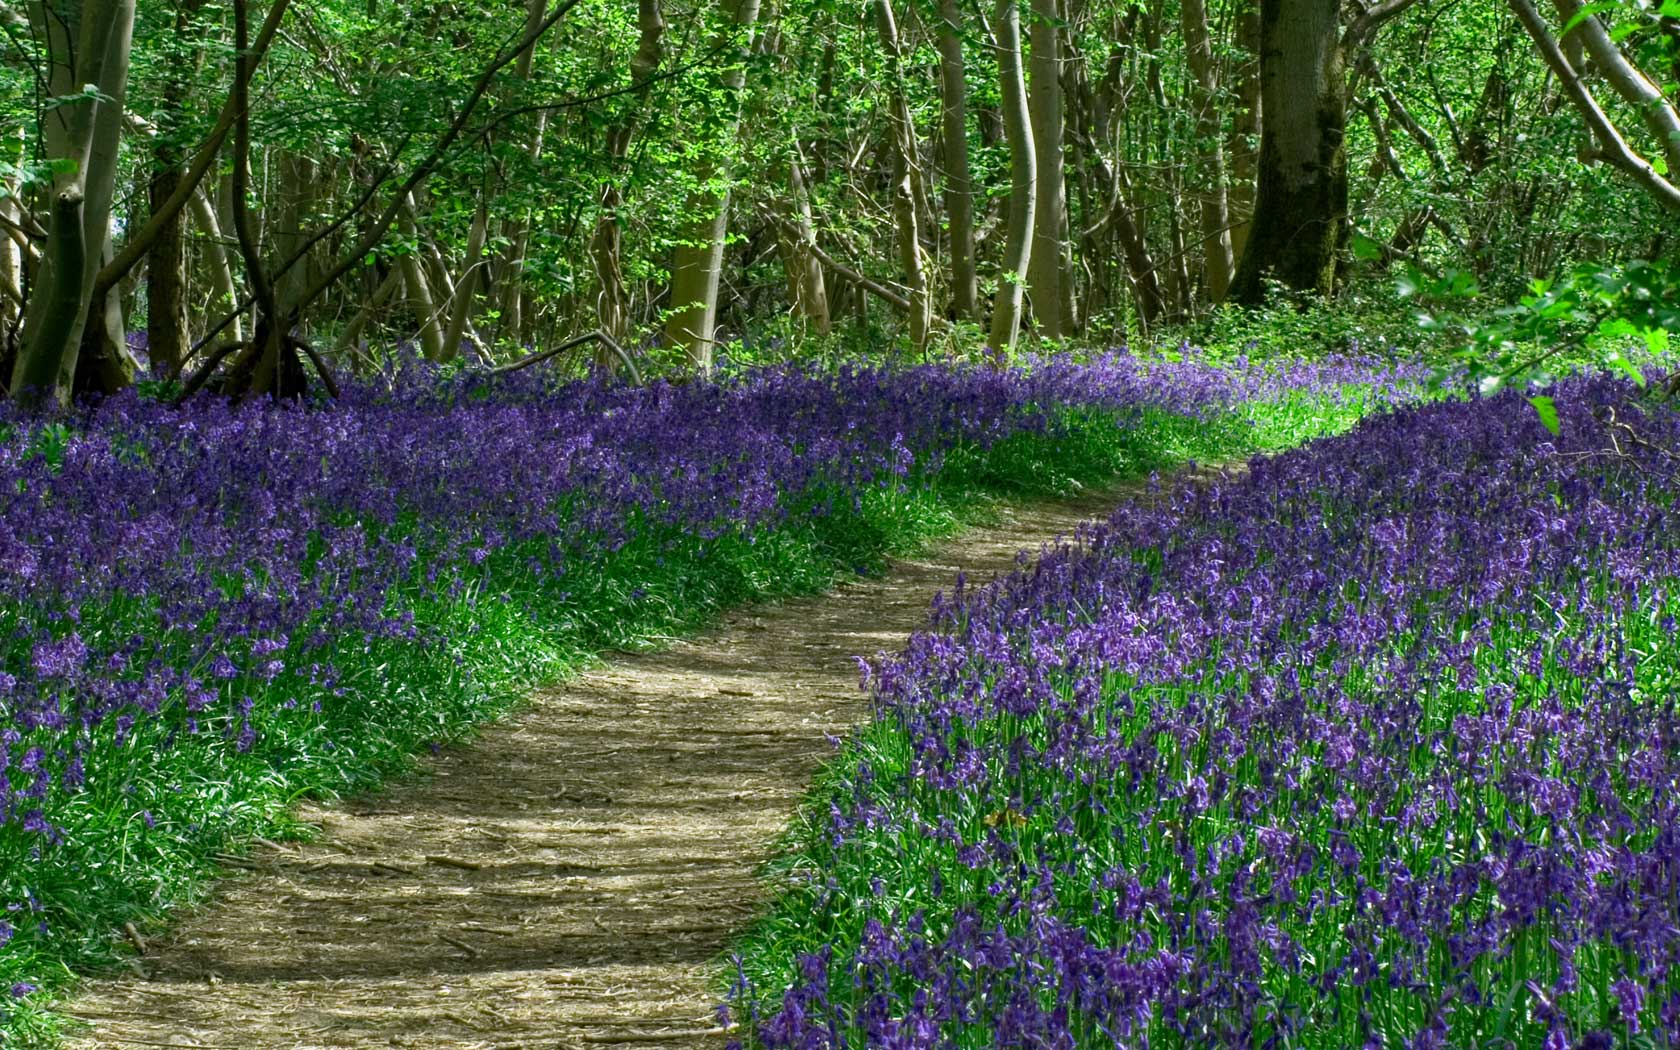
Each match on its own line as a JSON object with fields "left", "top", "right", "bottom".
{"left": 0, "top": 353, "right": 1417, "bottom": 961}
{"left": 731, "top": 376, "right": 1680, "bottom": 1048}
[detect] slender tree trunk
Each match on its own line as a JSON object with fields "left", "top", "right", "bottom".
{"left": 874, "top": 0, "right": 930, "bottom": 355}
{"left": 1166, "top": 198, "right": 1191, "bottom": 318}
{"left": 1552, "top": 0, "right": 1680, "bottom": 178}
{"left": 497, "top": 0, "right": 553, "bottom": 346}
{"left": 272, "top": 150, "right": 318, "bottom": 333}
{"left": 1509, "top": 0, "right": 1680, "bottom": 212}
{"left": 190, "top": 190, "right": 243, "bottom": 344}
{"left": 147, "top": 166, "right": 190, "bottom": 377}
{"left": 0, "top": 160, "right": 21, "bottom": 318}
{"left": 1228, "top": 0, "right": 1261, "bottom": 262}
{"left": 440, "top": 201, "right": 489, "bottom": 362}
{"left": 335, "top": 266, "right": 401, "bottom": 366}
{"left": 1229, "top": 0, "right": 1346, "bottom": 304}
{"left": 775, "top": 146, "right": 831, "bottom": 333}
{"left": 936, "top": 0, "right": 978, "bottom": 324}
{"left": 1025, "top": 0, "right": 1070, "bottom": 338}
{"left": 663, "top": 0, "right": 761, "bottom": 373}
{"left": 593, "top": 0, "right": 664, "bottom": 356}
{"left": 143, "top": 0, "right": 207, "bottom": 378}
{"left": 398, "top": 199, "right": 446, "bottom": 361}
{"left": 988, "top": 0, "right": 1035, "bottom": 360}
{"left": 1181, "top": 0, "right": 1233, "bottom": 303}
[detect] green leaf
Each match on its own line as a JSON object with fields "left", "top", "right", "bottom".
{"left": 1528, "top": 395, "right": 1561, "bottom": 436}
{"left": 1350, "top": 233, "right": 1383, "bottom": 262}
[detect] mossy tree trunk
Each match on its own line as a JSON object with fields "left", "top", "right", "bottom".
{"left": 1228, "top": 0, "right": 1346, "bottom": 305}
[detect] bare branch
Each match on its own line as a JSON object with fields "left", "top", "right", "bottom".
{"left": 1343, "top": 0, "right": 1426, "bottom": 52}
{"left": 91, "top": 0, "right": 292, "bottom": 304}
{"left": 1509, "top": 0, "right": 1680, "bottom": 213}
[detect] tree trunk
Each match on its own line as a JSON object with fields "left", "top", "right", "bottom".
{"left": 663, "top": 0, "right": 761, "bottom": 373}
{"left": 146, "top": 170, "right": 190, "bottom": 377}
{"left": 936, "top": 0, "right": 978, "bottom": 324}
{"left": 1181, "top": 0, "right": 1233, "bottom": 303}
{"left": 1508, "top": 0, "right": 1680, "bottom": 212}
{"left": 11, "top": 0, "right": 137, "bottom": 404}
{"left": 398, "top": 199, "right": 447, "bottom": 361}
{"left": 143, "top": 0, "right": 208, "bottom": 379}
{"left": 1229, "top": 0, "right": 1346, "bottom": 305}
{"left": 496, "top": 0, "right": 554, "bottom": 346}
{"left": 1025, "top": 0, "right": 1070, "bottom": 338}
{"left": 440, "top": 201, "right": 489, "bottom": 362}
{"left": 593, "top": 0, "right": 664, "bottom": 356}
{"left": 775, "top": 146, "right": 830, "bottom": 334}
{"left": 335, "top": 266, "right": 402, "bottom": 367}
{"left": 272, "top": 151, "right": 318, "bottom": 333}
{"left": 988, "top": 0, "right": 1035, "bottom": 360}
{"left": 1552, "top": 0, "right": 1680, "bottom": 178}
{"left": 1228, "top": 1, "right": 1261, "bottom": 263}
{"left": 190, "top": 189, "right": 244, "bottom": 344}
{"left": 874, "top": 0, "right": 931, "bottom": 355}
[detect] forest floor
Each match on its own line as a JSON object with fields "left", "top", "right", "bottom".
{"left": 55, "top": 475, "right": 1192, "bottom": 1050}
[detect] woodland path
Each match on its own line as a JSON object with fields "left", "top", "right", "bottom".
{"left": 62, "top": 480, "right": 1159, "bottom": 1050}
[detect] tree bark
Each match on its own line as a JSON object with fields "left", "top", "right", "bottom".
{"left": 334, "top": 266, "right": 402, "bottom": 366}
{"left": 398, "top": 199, "right": 447, "bottom": 361}
{"left": 592, "top": 0, "right": 664, "bottom": 355}
{"left": 1228, "top": 1, "right": 1262, "bottom": 263}
{"left": 988, "top": 0, "right": 1035, "bottom": 360}
{"left": 663, "top": 0, "right": 761, "bottom": 373}
{"left": 11, "top": 0, "right": 137, "bottom": 404}
{"left": 1229, "top": 0, "right": 1346, "bottom": 305}
{"left": 440, "top": 201, "right": 490, "bottom": 363}
{"left": 272, "top": 150, "right": 319, "bottom": 333}
{"left": 874, "top": 0, "right": 931, "bottom": 355}
{"left": 936, "top": 0, "right": 978, "bottom": 324}
{"left": 496, "top": 0, "right": 556, "bottom": 346}
{"left": 1025, "top": 0, "right": 1070, "bottom": 338}
{"left": 142, "top": 1, "right": 207, "bottom": 378}
{"left": 190, "top": 190, "right": 244, "bottom": 344}
{"left": 775, "top": 146, "right": 831, "bottom": 334}
{"left": 1180, "top": 0, "right": 1233, "bottom": 303}
{"left": 146, "top": 166, "right": 191, "bottom": 378}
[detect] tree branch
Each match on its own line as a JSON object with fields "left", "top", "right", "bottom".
{"left": 285, "top": 0, "right": 582, "bottom": 319}
{"left": 758, "top": 209, "right": 911, "bottom": 311}
{"left": 1551, "top": 0, "right": 1680, "bottom": 179}
{"left": 1509, "top": 0, "right": 1680, "bottom": 213}
{"left": 1343, "top": 0, "right": 1426, "bottom": 52}
{"left": 90, "top": 0, "right": 291, "bottom": 305}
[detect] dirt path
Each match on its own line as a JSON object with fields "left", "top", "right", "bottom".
{"left": 62, "top": 482, "right": 1150, "bottom": 1050}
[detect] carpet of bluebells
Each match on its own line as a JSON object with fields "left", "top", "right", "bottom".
{"left": 0, "top": 353, "right": 1412, "bottom": 1034}
{"left": 727, "top": 376, "right": 1680, "bottom": 1049}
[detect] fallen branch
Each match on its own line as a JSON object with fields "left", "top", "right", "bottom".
{"left": 759, "top": 209, "right": 910, "bottom": 311}
{"left": 490, "top": 330, "right": 643, "bottom": 386}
